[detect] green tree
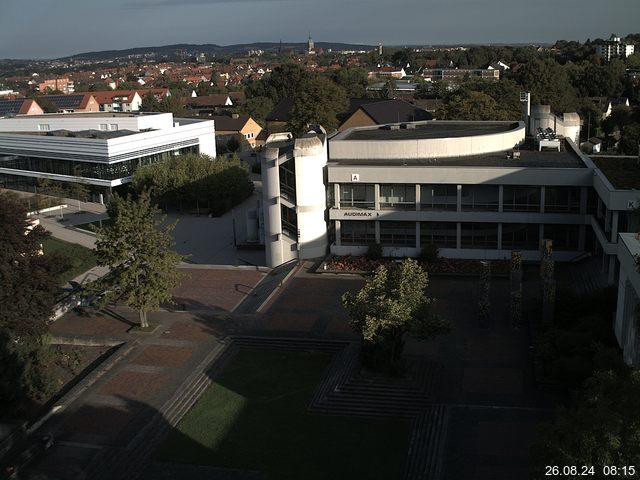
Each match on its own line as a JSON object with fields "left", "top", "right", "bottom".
{"left": 437, "top": 90, "right": 506, "bottom": 121}
{"left": 89, "top": 191, "right": 184, "bottom": 328}
{"left": 333, "top": 66, "right": 370, "bottom": 98}
{"left": 342, "top": 259, "right": 450, "bottom": 373}
{"left": 513, "top": 57, "right": 579, "bottom": 113}
{"left": 288, "top": 76, "right": 347, "bottom": 133}
{"left": 619, "top": 123, "right": 640, "bottom": 155}
{"left": 238, "top": 96, "right": 274, "bottom": 127}
{"left": 532, "top": 369, "right": 640, "bottom": 479}
{"left": 0, "top": 193, "right": 60, "bottom": 411}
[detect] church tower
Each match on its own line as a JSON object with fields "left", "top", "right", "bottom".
{"left": 307, "top": 33, "right": 315, "bottom": 54}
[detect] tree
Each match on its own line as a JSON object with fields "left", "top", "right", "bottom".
{"left": 0, "top": 193, "right": 60, "bottom": 411}
{"left": 238, "top": 96, "right": 274, "bottom": 127}
{"left": 619, "top": 123, "right": 640, "bottom": 155}
{"left": 513, "top": 57, "right": 579, "bottom": 113}
{"left": 288, "top": 76, "right": 347, "bottom": 133}
{"left": 437, "top": 90, "right": 506, "bottom": 121}
{"left": 333, "top": 67, "right": 369, "bottom": 98}
{"left": 89, "top": 191, "right": 184, "bottom": 328}
{"left": 532, "top": 369, "right": 640, "bottom": 478}
{"left": 342, "top": 259, "right": 450, "bottom": 373}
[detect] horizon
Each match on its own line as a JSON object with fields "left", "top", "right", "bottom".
{"left": 0, "top": 0, "right": 638, "bottom": 60}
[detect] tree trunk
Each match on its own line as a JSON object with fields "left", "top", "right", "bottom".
{"left": 139, "top": 309, "right": 148, "bottom": 328}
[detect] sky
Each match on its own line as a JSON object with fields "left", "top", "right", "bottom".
{"left": 0, "top": 0, "right": 639, "bottom": 59}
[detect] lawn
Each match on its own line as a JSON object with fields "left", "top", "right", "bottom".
{"left": 74, "top": 217, "right": 113, "bottom": 231}
{"left": 42, "top": 237, "right": 97, "bottom": 285}
{"left": 155, "top": 350, "right": 411, "bottom": 480}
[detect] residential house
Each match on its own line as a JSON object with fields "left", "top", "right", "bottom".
{"left": 39, "top": 94, "right": 100, "bottom": 113}
{"left": 90, "top": 91, "right": 143, "bottom": 112}
{"left": 213, "top": 114, "right": 263, "bottom": 150}
{"left": 265, "top": 97, "right": 294, "bottom": 133}
{"left": 338, "top": 99, "right": 432, "bottom": 131}
{"left": 0, "top": 99, "right": 44, "bottom": 117}
{"left": 38, "top": 78, "right": 74, "bottom": 94}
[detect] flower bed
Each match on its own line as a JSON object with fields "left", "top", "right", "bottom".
{"left": 324, "top": 255, "right": 510, "bottom": 276}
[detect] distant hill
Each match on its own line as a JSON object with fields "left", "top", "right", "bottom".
{"left": 61, "top": 42, "right": 378, "bottom": 61}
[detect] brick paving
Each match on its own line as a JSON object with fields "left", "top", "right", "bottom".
{"left": 172, "top": 268, "right": 264, "bottom": 312}
{"left": 25, "top": 265, "right": 551, "bottom": 480}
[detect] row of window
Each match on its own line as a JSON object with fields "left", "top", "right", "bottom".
{"left": 337, "top": 184, "right": 583, "bottom": 213}
{"left": 340, "top": 221, "right": 581, "bottom": 251}
{"left": 0, "top": 146, "right": 198, "bottom": 181}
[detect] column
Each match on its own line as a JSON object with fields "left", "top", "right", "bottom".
{"left": 335, "top": 220, "right": 341, "bottom": 246}
{"left": 375, "top": 221, "right": 381, "bottom": 244}
{"left": 611, "top": 211, "right": 619, "bottom": 242}
{"left": 374, "top": 184, "right": 380, "bottom": 211}
{"left": 539, "top": 186, "right": 545, "bottom": 214}
{"left": 457, "top": 185, "right": 462, "bottom": 212}
{"left": 415, "top": 222, "right": 421, "bottom": 249}
{"left": 456, "top": 222, "right": 461, "bottom": 249}
{"left": 415, "top": 184, "right": 421, "bottom": 211}
{"left": 497, "top": 223, "right": 503, "bottom": 250}
{"left": 498, "top": 185, "right": 504, "bottom": 213}
{"left": 334, "top": 183, "right": 341, "bottom": 209}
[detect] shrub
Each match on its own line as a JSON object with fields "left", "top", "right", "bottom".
{"left": 419, "top": 243, "right": 440, "bottom": 263}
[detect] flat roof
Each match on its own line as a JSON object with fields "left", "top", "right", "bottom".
{"left": 3, "top": 129, "right": 141, "bottom": 139}
{"left": 1, "top": 112, "right": 163, "bottom": 119}
{"left": 329, "top": 141, "right": 586, "bottom": 168}
{"left": 339, "top": 121, "right": 519, "bottom": 141}
{"left": 591, "top": 156, "right": 640, "bottom": 189}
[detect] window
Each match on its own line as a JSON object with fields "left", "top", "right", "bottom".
{"left": 279, "top": 160, "right": 296, "bottom": 202}
{"left": 461, "top": 185, "right": 499, "bottom": 211}
{"left": 380, "top": 221, "right": 416, "bottom": 246}
{"left": 380, "top": 184, "right": 416, "bottom": 209}
{"left": 544, "top": 224, "right": 579, "bottom": 251}
{"left": 340, "top": 184, "right": 375, "bottom": 209}
{"left": 420, "top": 184, "right": 457, "bottom": 210}
{"left": 281, "top": 205, "right": 297, "bottom": 239}
{"left": 461, "top": 223, "right": 498, "bottom": 249}
{"left": 420, "top": 222, "right": 457, "bottom": 248}
{"left": 38, "top": 124, "right": 50, "bottom": 131}
{"left": 544, "top": 186, "right": 580, "bottom": 213}
{"left": 503, "top": 186, "right": 541, "bottom": 212}
{"left": 109, "top": 124, "right": 118, "bottom": 131}
{"left": 502, "top": 223, "right": 539, "bottom": 250}
{"left": 99, "top": 124, "right": 108, "bottom": 131}
{"left": 341, "top": 221, "right": 375, "bottom": 245}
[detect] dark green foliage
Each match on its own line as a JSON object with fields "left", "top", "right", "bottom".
{"left": 88, "top": 191, "right": 184, "bottom": 328}
{"left": 620, "top": 123, "right": 640, "bottom": 155}
{"left": 41, "top": 237, "right": 97, "bottom": 286}
{"left": 237, "top": 96, "right": 273, "bottom": 127}
{"left": 132, "top": 153, "right": 253, "bottom": 215}
{"left": 332, "top": 67, "right": 369, "bottom": 97}
{"left": 288, "top": 76, "right": 348, "bottom": 133}
{"left": 0, "top": 193, "right": 61, "bottom": 412}
{"left": 419, "top": 243, "right": 440, "bottom": 263}
{"left": 536, "top": 287, "right": 621, "bottom": 388}
{"left": 513, "top": 57, "right": 579, "bottom": 113}
{"left": 342, "top": 259, "right": 450, "bottom": 374}
{"left": 532, "top": 369, "right": 640, "bottom": 478}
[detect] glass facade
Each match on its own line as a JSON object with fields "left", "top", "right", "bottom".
{"left": 420, "top": 184, "right": 457, "bottom": 210}
{"left": 341, "top": 221, "right": 375, "bottom": 245}
{"left": 544, "top": 186, "right": 581, "bottom": 213}
{"left": 279, "top": 160, "right": 296, "bottom": 202}
{"left": 380, "top": 221, "right": 416, "bottom": 246}
{"left": 380, "top": 184, "right": 416, "bottom": 209}
{"left": 461, "top": 185, "right": 499, "bottom": 211}
{"left": 340, "top": 184, "right": 375, "bottom": 209}
{"left": 502, "top": 223, "right": 540, "bottom": 250}
{"left": 544, "top": 224, "right": 580, "bottom": 251}
{"left": 420, "top": 222, "right": 457, "bottom": 248}
{"left": 281, "top": 205, "right": 297, "bottom": 239}
{"left": 460, "top": 223, "right": 498, "bottom": 249}
{"left": 0, "top": 146, "right": 198, "bottom": 181}
{"left": 503, "top": 186, "right": 541, "bottom": 212}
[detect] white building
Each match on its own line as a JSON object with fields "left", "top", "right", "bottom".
{"left": 0, "top": 112, "right": 215, "bottom": 197}
{"left": 596, "top": 34, "right": 635, "bottom": 61}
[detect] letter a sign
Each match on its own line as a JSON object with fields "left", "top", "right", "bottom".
{"left": 351, "top": 173, "right": 360, "bottom": 182}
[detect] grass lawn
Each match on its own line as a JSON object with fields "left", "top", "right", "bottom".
{"left": 42, "top": 237, "right": 97, "bottom": 285}
{"left": 155, "top": 350, "right": 411, "bottom": 480}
